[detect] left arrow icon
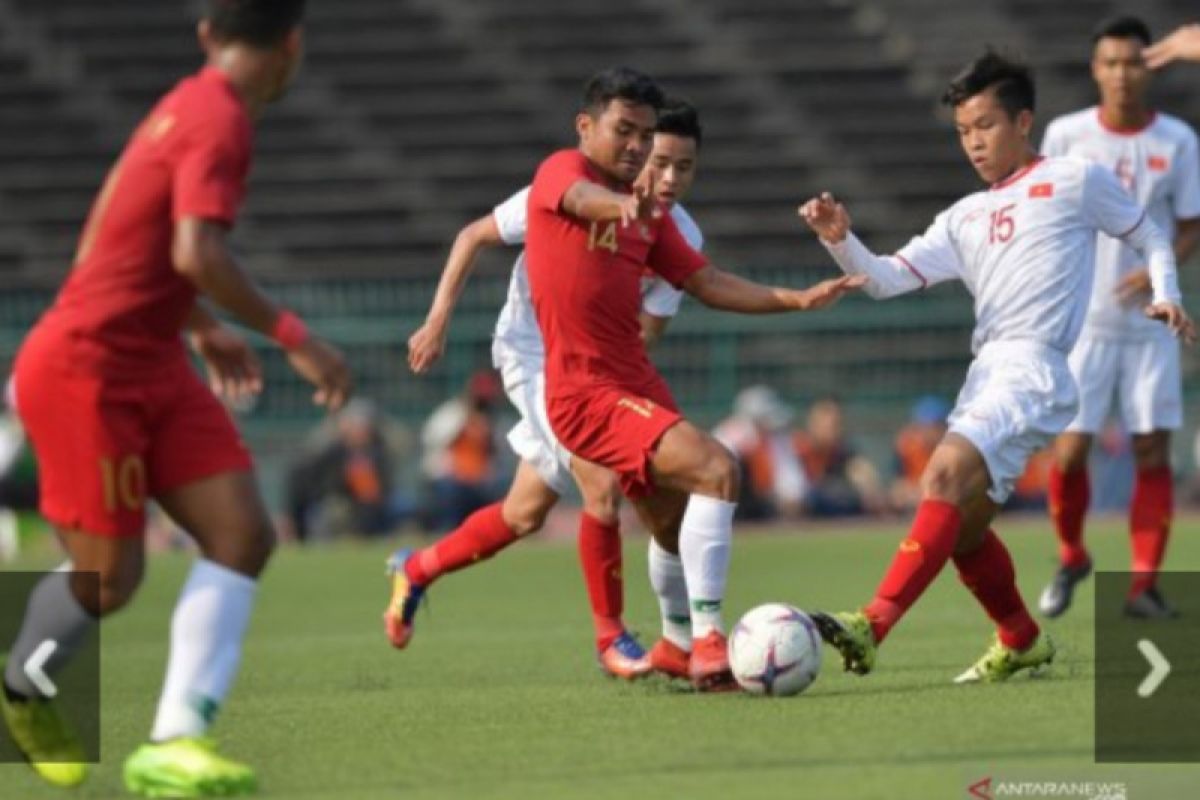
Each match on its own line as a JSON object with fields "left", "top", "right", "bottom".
{"left": 1137, "top": 639, "right": 1170, "bottom": 699}
{"left": 24, "top": 639, "right": 58, "bottom": 698}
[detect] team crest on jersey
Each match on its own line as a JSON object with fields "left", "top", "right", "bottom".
{"left": 1148, "top": 155, "right": 1169, "bottom": 172}
{"left": 1028, "top": 183, "right": 1054, "bottom": 199}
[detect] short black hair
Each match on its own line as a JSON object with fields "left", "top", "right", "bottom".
{"left": 204, "top": 0, "right": 306, "bottom": 48}
{"left": 656, "top": 98, "right": 703, "bottom": 146}
{"left": 1091, "top": 15, "right": 1152, "bottom": 46}
{"left": 942, "top": 50, "right": 1035, "bottom": 117}
{"left": 581, "top": 67, "right": 665, "bottom": 116}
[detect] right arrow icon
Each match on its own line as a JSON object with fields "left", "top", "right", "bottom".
{"left": 1137, "top": 639, "right": 1171, "bottom": 698}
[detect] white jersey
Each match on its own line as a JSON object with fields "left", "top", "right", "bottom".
{"left": 823, "top": 156, "right": 1180, "bottom": 355}
{"left": 1042, "top": 108, "right": 1200, "bottom": 340}
{"left": 490, "top": 187, "right": 703, "bottom": 369}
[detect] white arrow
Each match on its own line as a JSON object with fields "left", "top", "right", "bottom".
{"left": 1137, "top": 639, "right": 1170, "bottom": 699}
{"left": 24, "top": 639, "right": 58, "bottom": 698}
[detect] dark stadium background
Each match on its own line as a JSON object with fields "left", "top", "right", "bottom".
{"left": 1, "top": 0, "right": 1196, "bottom": 502}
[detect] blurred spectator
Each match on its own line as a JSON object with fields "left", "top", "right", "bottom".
{"left": 794, "top": 396, "right": 887, "bottom": 517}
{"left": 421, "top": 370, "right": 505, "bottom": 531}
{"left": 714, "top": 386, "right": 809, "bottom": 520}
{"left": 890, "top": 395, "right": 950, "bottom": 512}
{"left": 285, "top": 399, "right": 414, "bottom": 542}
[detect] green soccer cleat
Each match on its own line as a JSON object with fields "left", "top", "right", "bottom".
{"left": 811, "top": 610, "right": 877, "bottom": 675}
{"left": 954, "top": 632, "right": 1056, "bottom": 684}
{"left": 0, "top": 658, "right": 88, "bottom": 789}
{"left": 124, "top": 737, "right": 257, "bottom": 798}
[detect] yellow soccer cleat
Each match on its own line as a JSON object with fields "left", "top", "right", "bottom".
{"left": 954, "top": 631, "right": 1056, "bottom": 684}
{"left": 123, "top": 737, "right": 257, "bottom": 798}
{"left": 811, "top": 610, "right": 878, "bottom": 675}
{"left": 0, "top": 659, "right": 88, "bottom": 788}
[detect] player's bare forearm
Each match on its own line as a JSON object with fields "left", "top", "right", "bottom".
{"left": 426, "top": 216, "right": 504, "bottom": 327}
{"left": 684, "top": 266, "right": 863, "bottom": 313}
{"left": 173, "top": 218, "right": 282, "bottom": 335}
{"left": 560, "top": 180, "right": 629, "bottom": 221}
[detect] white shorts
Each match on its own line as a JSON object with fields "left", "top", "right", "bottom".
{"left": 497, "top": 356, "right": 574, "bottom": 496}
{"left": 1065, "top": 334, "right": 1182, "bottom": 435}
{"left": 948, "top": 341, "right": 1078, "bottom": 505}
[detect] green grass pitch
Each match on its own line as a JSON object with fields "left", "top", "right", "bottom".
{"left": 3, "top": 516, "right": 1198, "bottom": 799}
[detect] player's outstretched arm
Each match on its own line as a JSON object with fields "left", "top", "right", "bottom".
{"left": 173, "top": 217, "right": 352, "bottom": 409}
{"left": 409, "top": 215, "right": 505, "bottom": 374}
{"left": 683, "top": 265, "right": 865, "bottom": 313}
{"left": 561, "top": 172, "right": 660, "bottom": 227}
{"left": 1145, "top": 23, "right": 1200, "bottom": 69}
{"left": 799, "top": 193, "right": 946, "bottom": 299}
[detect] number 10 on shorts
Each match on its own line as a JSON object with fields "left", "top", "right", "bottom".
{"left": 100, "top": 455, "right": 146, "bottom": 513}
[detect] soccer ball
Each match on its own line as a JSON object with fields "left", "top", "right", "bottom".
{"left": 728, "top": 603, "right": 822, "bottom": 696}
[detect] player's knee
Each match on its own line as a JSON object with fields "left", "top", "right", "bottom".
{"left": 502, "top": 500, "right": 549, "bottom": 537}
{"left": 696, "top": 442, "right": 740, "bottom": 501}
{"left": 920, "top": 463, "right": 969, "bottom": 506}
{"left": 580, "top": 482, "right": 621, "bottom": 526}
{"left": 1131, "top": 434, "right": 1170, "bottom": 469}
{"left": 92, "top": 563, "right": 144, "bottom": 616}
{"left": 205, "top": 519, "right": 276, "bottom": 579}
{"left": 1054, "top": 438, "right": 1089, "bottom": 473}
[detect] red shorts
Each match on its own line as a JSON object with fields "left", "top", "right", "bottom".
{"left": 13, "top": 342, "right": 252, "bottom": 537}
{"left": 548, "top": 377, "right": 681, "bottom": 498}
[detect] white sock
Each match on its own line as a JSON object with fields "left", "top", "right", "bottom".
{"left": 151, "top": 559, "right": 257, "bottom": 742}
{"left": 648, "top": 538, "right": 691, "bottom": 651}
{"left": 678, "top": 494, "right": 736, "bottom": 639}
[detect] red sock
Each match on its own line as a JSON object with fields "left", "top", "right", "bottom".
{"left": 578, "top": 513, "right": 624, "bottom": 651}
{"left": 1129, "top": 466, "right": 1173, "bottom": 597}
{"left": 953, "top": 530, "right": 1039, "bottom": 651}
{"left": 863, "top": 499, "right": 959, "bottom": 644}
{"left": 405, "top": 503, "right": 518, "bottom": 586}
{"left": 1048, "top": 465, "right": 1090, "bottom": 568}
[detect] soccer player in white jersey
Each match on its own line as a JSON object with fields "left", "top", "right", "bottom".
{"left": 1037, "top": 16, "right": 1200, "bottom": 620}
{"left": 799, "top": 51, "right": 1192, "bottom": 682}
{"left": 385, "top": 101, "right": 706, "bottom": 681}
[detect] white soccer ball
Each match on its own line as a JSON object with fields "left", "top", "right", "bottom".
{"left": 728, "top": 603, "right": 822, "bottom": 696}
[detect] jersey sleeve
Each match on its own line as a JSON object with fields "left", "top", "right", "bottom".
{"left": 528, "top": 150, "right": 590, "bottom": 216}
{"left": 172, "top": 116, "right": 249, "bottom": 225}
{"left": 646, "top": 213, "right": 708, "bottom": 288}
{"left": 492, "top": 187, "right": 530, "bottom": 245}
{"left": 1172, "top": 129, "right": 1200, "bottom": 220}
{"left": 1082, "top": 162, "right": 1148, "bottom": 237}
{"left": 892, "top": 210, "right": 964, "bottom": 287}
{"left": 641, "top": 279, "right": 684, "bottom": 317}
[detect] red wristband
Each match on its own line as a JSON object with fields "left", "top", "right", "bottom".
{"left": 271, "top": 310, "right": 309, "bottom": 350}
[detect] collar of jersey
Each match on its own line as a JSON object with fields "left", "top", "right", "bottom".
{"left": 990, "top": 156, "right": 1046, "bottom": 191}
{"left": 1095, "top": 107, "right": 1157, "bottom": 136}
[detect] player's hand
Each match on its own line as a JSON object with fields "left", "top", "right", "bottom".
{"left": 1145, "top": 23, "right": 1200, "bottom": 69}
{"left": 621, "top": 168, "right": 662, "bottom": 229}
{"left": 1145, "top": 302, "right": 1197, "bottom": 344}
{"left": 407, "top": 319, "right": 447, "bottom": 374}
{"left": 1115, "top": 268, "right": 1152, "bottom": 307}
{"left": 287, "top": 337, "right": 352, "bottom": 410}
{"left": 798, "top": 193, "right": 852, "bottom": 244}
{"left": 190, "top": 324, "right": 263, "bottom": 405}
{"left": 793, "top": 275, "right": 868, "bottom": 310}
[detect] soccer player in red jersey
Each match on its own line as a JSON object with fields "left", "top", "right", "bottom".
{"left": 0, "top": 2, "right": 349, "bottom": 795}
{"left": 522, "top": 67, "right": 863, "bottom": 690}
{"left": 388, "top": 102, "right": 707, "bottom": 682}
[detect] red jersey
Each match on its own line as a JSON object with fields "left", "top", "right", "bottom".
{"left": 525, "top": 149, "right": 706, "bottom": 398}
{"left": 31, "top": 65, "right": 252, "bottom": 378}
